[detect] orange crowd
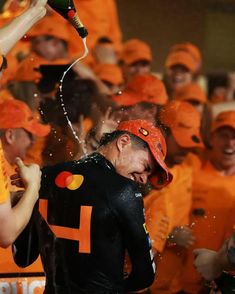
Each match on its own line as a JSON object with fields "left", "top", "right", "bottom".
{"left": 1, "top": 0, "right": 235, "bottom": 293}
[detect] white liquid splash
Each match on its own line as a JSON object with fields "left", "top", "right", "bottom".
{"left": 58, "top": 37, "right": 89, "bottom": 145}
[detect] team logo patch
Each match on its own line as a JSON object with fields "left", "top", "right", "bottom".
{"left": 55, "top": 171, "right": 84, "bottom": 190}
{"left": 139, "top": 127, "right": 149, "bottom": 136}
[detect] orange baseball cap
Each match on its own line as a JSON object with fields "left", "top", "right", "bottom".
{"left": 27, "top": 16, "right": 69, "bottom": 42}
{"left": 0, "top": 99, "right": 51, "bottom": 137}
{"left": 160, "top": 100, "right": 204, "bottom": 148}
{"left": 165, "top": 50, "right": 198, "bottom": 73}
{"left": 121, "top": 39, "right": 152, "bottom": 65}
{"left": 95, "top": 64, "right": 124, "bottom": 86}
{"left": 117, "top": 119, "right": 173, "bottom": 187}
{"left": 211, "top": 111, "right": 235, "bottom": 132}
{"left": 113, "top": 74, "right": 168, "bottom": 106}
{"left": 170, "top": 42, "right": 202, "bottom": 71}
{"left": 173, "top": 83, "right": 207, "bottom": 104}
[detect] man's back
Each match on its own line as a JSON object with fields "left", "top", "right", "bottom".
{"left": 14, "top": 153, "right": 155, "bottom": 293}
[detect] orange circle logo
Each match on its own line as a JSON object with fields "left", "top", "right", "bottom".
{"left": 55, "top": 171, "right": 84, "bottom": 190}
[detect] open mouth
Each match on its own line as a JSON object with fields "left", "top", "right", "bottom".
{"left": 222, "top": 149, "right": 235, "bottom": 156}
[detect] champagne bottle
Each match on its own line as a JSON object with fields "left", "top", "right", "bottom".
{"left": 47, "top": 0, "right": 88, "bottom": 38}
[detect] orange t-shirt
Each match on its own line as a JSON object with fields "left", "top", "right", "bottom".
{"left": 0, "top": 141, "right": 43, "bottom": 276}
{"left": 0, "top": 140, "right": 9, "bottom": 204}
{"left": 182, "top": 159, "right": 235, "bottom": 294}
{"left": 144, "top": 161, "right": 193, "bottom": 294}
{"left": 145, "top": 162, "right": 193, "bottom": 253}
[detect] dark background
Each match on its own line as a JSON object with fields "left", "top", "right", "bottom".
{"left": 116, "top": 0, "right": 235, "bottom": 74}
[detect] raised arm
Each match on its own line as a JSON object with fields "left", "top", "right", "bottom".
{"left": 0, "top": 0, "right": 47, "bottom": 55}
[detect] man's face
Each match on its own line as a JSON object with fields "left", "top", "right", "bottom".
{"left": 186, "top": 99, "right": 204, "bottom": 116}
{"left": 166, "top": 132, "right": 188, "bottom": 166}
{"left": 115, "top": 135, "right": 156, "bottom": 185}
{"left": 11, "top": 128, "right": 34, "bottom": 161}
{"left": 166, "top": 64, "right": 193, "bottom": 91}
{"left": 210, "top": 127, "right": 235, "bottom": 169}
{"left": 123, "top": 60, "right": 151, "bottom": 82}
{"left": 31, "top": 36, "right": 66, "bottom": 61}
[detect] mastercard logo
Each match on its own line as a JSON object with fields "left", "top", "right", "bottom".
{"left": 55, "top": 171, "right": 84, "bottom": 190}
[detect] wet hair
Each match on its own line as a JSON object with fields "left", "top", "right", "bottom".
{"left": 99, "top": 130, "right": 148, "bottom": 150}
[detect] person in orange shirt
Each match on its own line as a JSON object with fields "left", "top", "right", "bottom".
{"left": 13, "top": 15, "right": 72, "bottom": 85}
{"left": 0, "top": 0, "right": 49, "bottom": 84}
{"left": 72, "top": 0, "right": 122, "bottom": 54}
{"left": 0, "top": 100, "right": 50, "bottom": 248}
{"left": 181, "top": 110, "right": 235, "bottom": 294}
{"left": 144, "top": 100, "right": 204, "bottom": 293}
{"left": 0, "top": 99, "right": 50, "bottom": 182}
{"left": 164, "top": 42, "right": 202, "bottom": 96}
{"left": 172, "top": 82, "right": 212, "bottom": 148}
{"left": 120, "top": 39, "right": 153, "bottom": 83}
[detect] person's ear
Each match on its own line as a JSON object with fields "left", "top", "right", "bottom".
{"left": 5, "top": 129, "right": 16, "bottom": 145}
{"left": 116, "top": 134, "right": 131, "bottom": 152}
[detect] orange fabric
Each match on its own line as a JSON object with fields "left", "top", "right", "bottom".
{"left": 121, "top": 39, "right": 152, "bottom": 65}
{"left": 0, "top": 140, "right": 9, "bottom": 204}
{"left": 39, "top": 199, "right": 92, "bottom": 253}
{"left": 67, "top": 0, "right": 122, "bottom": 56}
{"left": 160, "top": 100, "right": 204, "bottom": 148}
{"left": 0, "top": 247, "right": 43, "bottom": 274}
{"left": 95, "top": 63, "right": 123, "bottom": 85}
{"left": 0, "top": 41, "right": 31, "bottom": 84}
{"left": 0, "top": 99, "right": 50, "bottom": 137}
{"left": 112, "top": 74, "right": 168, "bottom": 106}
{"left": 0, "top": 88, "right": 14, "bottom": 103}
{"left": 145, "top": 162, "right": 193, "bottom": 293}
{"left": 211, "top": 110, "right": 235, "bottom": 132}
{"left": 170, "top": 42, "right": 202, "bottom": 72}
{"left": 181, "top": 159, "right": 235, "bottom": 293}
{"left": 165, "top": 50, "right": 198, "bottom": 73}
{"left": 83, "top": 117, "right": 93, "bottom": 134}
{"left": 27, "top": 14, "right": 70, "bottom": 42}
{"left": 173, "top": 83, "right": 208, "bottom": 104}
{"left": 117, "top": 119, "right": 173, "bottom": 187}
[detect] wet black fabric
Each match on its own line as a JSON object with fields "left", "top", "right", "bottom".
{"left": 14, "top": 153, "right": 155, "bottom": 293}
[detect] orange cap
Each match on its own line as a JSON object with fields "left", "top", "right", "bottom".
{"left": 165, "top": 50, "right": 198, "bottom": 73}
{"left": 95, "top": 64, "right": 123, "bottom": 86}
{"left": 121, "top": 39, "right": 152, "bottom": 65}
{"left": 113, "top": 74, "right": 168, "bottom": 106}
{"left": 160, "top": 100, "right": 204, "bottom": 148}
{"left": 173, "top": 83, "right": 207, "bottom": 104}
{"left": 27, "top": 16, "right": 69, "bottom": 42}
{"left": 117, "top": 119, "right": 173, "bottom": 187}
{"left": 211, "top": 111, "right": 235, "bottom": 132}
{"left": 0, "top": 99, "right": 51, "bottom": 137}
{"left": 170, "top": 42, "right": 202, "bottom": 71}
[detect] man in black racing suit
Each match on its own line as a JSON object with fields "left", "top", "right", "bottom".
{"left": 13, "top": 119, "right": 172, "bottom": 293}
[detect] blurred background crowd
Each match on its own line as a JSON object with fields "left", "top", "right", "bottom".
{"left": 0, "top": 0, "right": 235, "bottom": 293}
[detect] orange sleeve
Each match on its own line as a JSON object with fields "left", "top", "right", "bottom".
{"left": 144, "top": 190, "right": 173, "bottom": 253}
{"left": 0, "top": 141, "right": 10, "bottom": 204}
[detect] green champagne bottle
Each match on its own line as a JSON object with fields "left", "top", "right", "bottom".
{"left": 48, "top": 0, "right": 88, "bottom": 38}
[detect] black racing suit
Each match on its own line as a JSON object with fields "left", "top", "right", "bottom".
{"left": 13, "top": 153, "right": 155, "bottom": 293}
